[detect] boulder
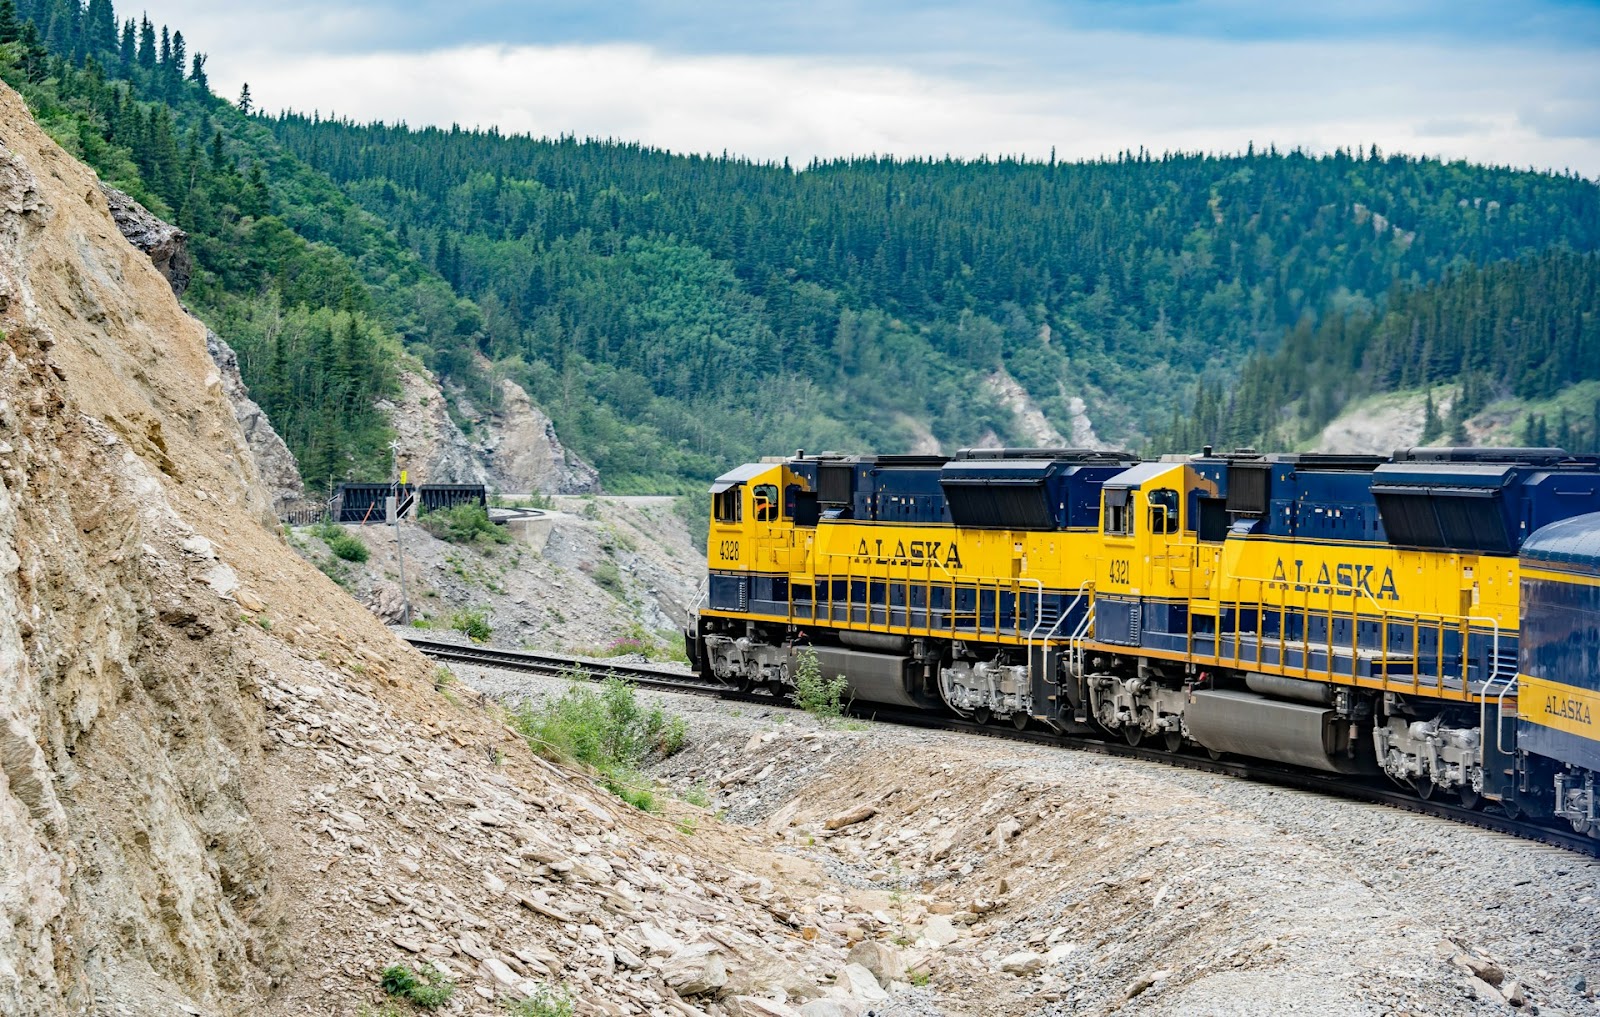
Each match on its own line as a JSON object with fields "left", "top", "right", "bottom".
{"left": 999, "top": 951, "right": 1043, "bottom": 975}
{"left": 662, "top": 943, "right": 727, "bottom": 997}
{"left": 845, "top": 941, "right": 905, "bottom": 987}
{"left": 825, "top": 805, "right": 876, "bottom": 831}
{"left": 920, "top": 915, "right": 960, "bottom": 948}
{"left": 838, "top": 963, "right": 889, "bottom": 1003}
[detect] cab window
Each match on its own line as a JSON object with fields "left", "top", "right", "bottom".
{"left": 1104, "top": 489, "right": 1133, "bottom": 536}
{"left": 753, "top": 484, "right": 779, "bottom": 522}
{"left": 1147, "top": 488, "right": 1179, "bottom": 534}
{"left": 714, "top": 484, "right": 743, "bottom": 523}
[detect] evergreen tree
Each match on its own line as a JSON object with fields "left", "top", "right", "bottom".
{"left": 0, "top": 0, "right": 18, "bottom": 45}
{"left": 1421, "top": 390, "right": 1443, "bottom": 443}
{"left": 136, "top": 15, "right": 153, "bottom": 68}
{"left": 237, "top": 81, "right": 251, "bottom": 114}
{"left": 117, "top": 16, "right": 133, "bottom": 66}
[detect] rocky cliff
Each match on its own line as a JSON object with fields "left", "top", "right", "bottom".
{"left": 100, "top": 184, "right": 308, "bottom": 514}
{"left": 0, "top": 79, "right": 892, "bottom": 1017}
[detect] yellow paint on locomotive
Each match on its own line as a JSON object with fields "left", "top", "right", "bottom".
{"left": 703, "top": 458, "right": 1524, "bottom": 701}
{"left": 1516, "top": 674, "right": 1600, "bottom": 740}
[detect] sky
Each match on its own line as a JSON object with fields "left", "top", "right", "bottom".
{"left": 135, "top": 0, "right": 1600, "bottom": 176}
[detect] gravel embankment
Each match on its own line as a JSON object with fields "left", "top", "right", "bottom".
{"left": 451, "top": 661, "right": 1600, "bottom": 1017}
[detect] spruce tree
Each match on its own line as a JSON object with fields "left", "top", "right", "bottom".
{"left": 0, "top": 0, "right": 18, "bottom": 45}
{"left": 237, "top": 82, "right": 252, "bottom": 114}
{"left": 136, "top": 15, "right": 153, "bottom": 68}
{"left": 118, "top": 17, "right": 133, "bottom": 66}
{"left": 1421, "top": 390, "right": 1442, "bottom": 443}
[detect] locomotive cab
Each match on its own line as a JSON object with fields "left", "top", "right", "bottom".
{"left": 1093, "top": 461, "right": 1220, "bottom": 649}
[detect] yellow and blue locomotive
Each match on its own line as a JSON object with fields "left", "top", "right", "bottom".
{"left": 686, "top": 446, "right": 1600, "bottom": 830}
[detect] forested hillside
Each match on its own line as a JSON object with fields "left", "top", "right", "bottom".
{"left": 273, "top": 118, "right": 1600, "bottom": 473}
{"left": 6, "top": 0, "right": 1600, "bottom": 490}
{"left": 0, "top": 0, "right": 474, "bottom": 487}
{"left": 1162, "top": 250, "right": 1600, "bottom": 452}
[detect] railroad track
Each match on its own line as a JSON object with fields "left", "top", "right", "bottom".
{"left": 405, "top": 635, "right": 1600, "bottom": 858}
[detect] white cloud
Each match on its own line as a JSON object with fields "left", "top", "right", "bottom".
{"left": 202, "top": 37, "right": 1600, "bottom": 176}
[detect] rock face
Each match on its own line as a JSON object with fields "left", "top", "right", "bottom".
{"left": 476, "top": 377, "right": 601, "bottom": 495}
{"left": 0, "top": 89, "right": 289, "bottom": 1012}
{"left": 0, "top": 77, "right": 912, "bottom": 1017}
{"left": 100, "top": 183, "right": 192, "bottom": 297}
{"left": 202, "top": 325, "right": 309, "bottom": 513}
{"left": 381, "top": 366, "right": 493, "bottom": 487}
{"left": 384, "top": 367, "right": 600, "bottom": 494}
{"left": 98, "top": 183, "right": 307, "bottom": 514}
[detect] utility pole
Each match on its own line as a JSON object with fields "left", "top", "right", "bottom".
{"left": 390, "top": 441, "right": 411, "bottom": 626}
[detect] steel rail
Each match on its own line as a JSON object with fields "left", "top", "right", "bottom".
{"left": 405, "top": 635, "right": 1600, "bottom": 858}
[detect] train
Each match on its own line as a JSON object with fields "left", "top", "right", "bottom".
{"left": 684, "top": 445, "right": 1600, "bottom": 835}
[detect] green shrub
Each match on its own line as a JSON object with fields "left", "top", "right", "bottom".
{"left": 682, "top": 783, "right": 712, "bottom": 808}
{"left": 509, "top": 676, "right": 687, "bottom": 811}
{"left": 420, "top": 502, "right": 508, "bottom": 546}
{"left": 451, "top": 608, "right": 492, "bottom": 643}
{"left": 380, "top": 963, "right": 454, "bottom": 1009}
{"left": 511, "top": 985, "right": 575, "bottom": 1017}
{"left": 310, "top": 520, "right": 370, "bottom": 563}
{"left": 328, "top": 531, "right": 370, "bottom": 563}
{"left": 792, "top": 648, "right": 851, "bottom": 721}
{"left": 591, "top": 559, "right": 625, "bottom": 598}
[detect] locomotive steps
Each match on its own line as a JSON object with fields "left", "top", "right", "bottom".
{"left": 459, "top": 659, "right": 1600, "bottom": 1017}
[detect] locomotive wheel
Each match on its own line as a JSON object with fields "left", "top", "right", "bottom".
{"left": 766, "top": 679, "right": 786, "bottom": 698}
{"left": 1124, "top": 726, "right": 1143, "bottom": 747}
{"left": 1206, "top": 748, "right": 1224, "bottom": 761}
{"left": 1411, "top": 776, "right": 1437, "bottom": 801}
{"left": 973, "top": 707, "right": 992, "bottom": 726}
{"left": 1459, "top": 785, "right": 1482, "bottom": 811}
{"left": 1012, "top": 713, "right": 1030, "bottom": 731}
{"left": 1164, "top": 732, "right": 1183, "bottom": 753}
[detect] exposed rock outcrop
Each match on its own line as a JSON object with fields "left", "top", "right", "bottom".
{"left": 381, "top": 366, "right": 493, "bottom": 486}
{"left": 0, "top": 75, "right": 908, "bottom": 1017}
{"left": 476, "top": 378, "right": 601, "bottom": 495}
{"left": 384, "top": 367, "right": 601, "bottom": 494}
{"left": 984, "top": 369, "right": 1067, "bottom": 447}
{"left": 98, "top": 182, "right": 307, "bottom": 513}
{"left": 203, "top": 325, "right": 309, "bottom": 513}
{"left": 100, "top": 183, "right": 192, "bottom": 297}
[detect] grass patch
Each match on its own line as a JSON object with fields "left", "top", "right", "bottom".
{"left": 314, "top": 555, "right": 353, "bottom": 589}
{"left": 591, "top": 559, "right": 625, "bottom": 599}
{"left": 682, "top": 783, "right": 712, "bottom": 808}
{"left": 791, "top": 648, "right": 851, "bottom": 722}
{"left": 420, "top": 502, "right": 509, "bottom": 546}
{"left": 434, "top": 667, "right": 462, "bottom": 706}
{"left": 312, "top": 520, "right": 370, "bottom": 563}
{"left": 509, "top": 675, "right": 688, "bottom": 811}
{"left": 451, "top": 608, "right": 492, "bottom": 643}
{"left": 380, "top": 962, "right": 454, "bottom": 1009}
{"left": 510, "top": 985, "right": 575, "bottom": 1017}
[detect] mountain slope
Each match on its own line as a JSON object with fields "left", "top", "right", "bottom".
{"left": 10, "top": 0, "right": 1599, "bottom": 490}
{"left": 1164, "top": 249, "right": 1600, "bottom": 453}
{"left": 272, "top": 117, "right": 1600, "bottom": 476}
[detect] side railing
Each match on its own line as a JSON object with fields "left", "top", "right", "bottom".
{"left": 1219, "top": 573, "right": 1502, "bottom": 704}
